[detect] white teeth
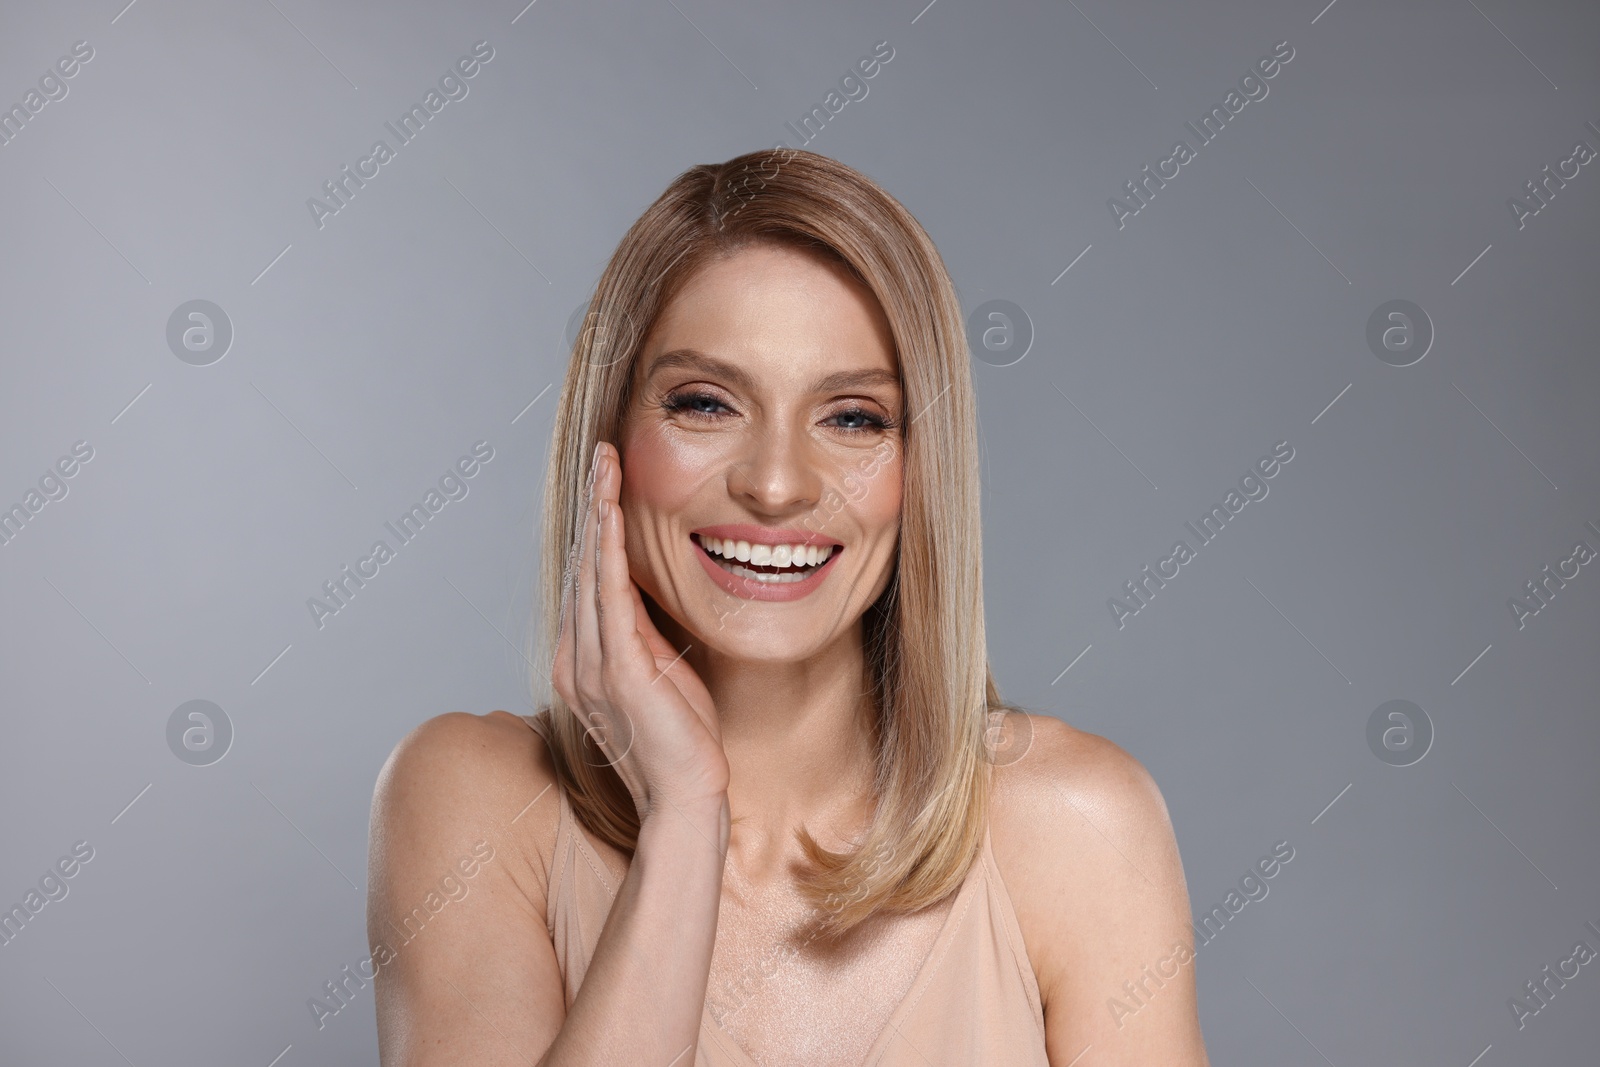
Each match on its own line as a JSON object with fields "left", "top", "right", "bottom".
{"left": 721, "top": 562, "right": 809, "bottom": 583}
{"left": 696, "top": 535, "right": 835, "bottom": 572}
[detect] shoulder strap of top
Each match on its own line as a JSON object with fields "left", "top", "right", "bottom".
{"left": 978, "top": 819, "right": 1047, "bottom": 1030}
{"left": 524, "top": 713, "right": 575, "bottom": 927}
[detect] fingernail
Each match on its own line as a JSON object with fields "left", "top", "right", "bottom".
{"left": 599, "top": 499, "right": 611, "bottom": 521}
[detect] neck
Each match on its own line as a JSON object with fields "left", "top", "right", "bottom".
{"left": 659, "top": 610, "right": 880, "bottom": 879}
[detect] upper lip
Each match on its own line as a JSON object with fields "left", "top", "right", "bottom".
{"left": 691, "top": 524, "right": 843, "bottom": 548}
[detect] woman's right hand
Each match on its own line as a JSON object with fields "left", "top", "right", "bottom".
{"left": 552, "top": 440, "right": 731, "bottom": 825}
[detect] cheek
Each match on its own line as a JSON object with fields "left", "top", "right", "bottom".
{"left": 617, "top": 426, "right": 724, "bottom": 559}
{"left": 619, "top": 426, "right": 700, "bottom": 516}
{"left": 849, "top": 452, "right": 903, "bottom": 535}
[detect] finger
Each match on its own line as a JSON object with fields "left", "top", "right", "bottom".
{"left": 553, "top": 529, "right": 581, "bottom": 699}
{"left": 572, "top": 447, "right": 604, "bottom": 699}
{"left": 595, "top": 457, "right": 647, "bottom": 674}
{"left": 555, "top": 457, "right": 596, "bottom": 700}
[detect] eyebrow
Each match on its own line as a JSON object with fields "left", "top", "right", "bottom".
{"left": 645, "top": 348, "right": 900, "bottom": 396}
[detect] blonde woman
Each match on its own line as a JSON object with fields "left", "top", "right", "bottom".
{"left": 367, "top": 149, "right": 1210, "bottom": 1066}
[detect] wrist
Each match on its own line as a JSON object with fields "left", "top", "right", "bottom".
{"left": 639, "top": 791, "right": 728, "bottom": 852}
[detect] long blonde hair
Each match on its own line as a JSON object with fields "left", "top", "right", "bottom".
{"left": 527, "top": 147, "right": 1013, "bottom": 939}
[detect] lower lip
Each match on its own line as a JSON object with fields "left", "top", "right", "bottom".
{"left": 692, "top": 539, "right": 842, "bottom": 602}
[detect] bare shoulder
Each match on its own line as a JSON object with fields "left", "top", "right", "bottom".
{"left": 988, "top": 713, "right": 1208, "bottom": 1064}
{"left": 367, "top": 710, "right": 575, "bottom": 1065}
{"left": 369, "top": 709, "right": 562, "bottom": 909}
{"left": 989, "top": 713, "right": 1172, "bottom": 841}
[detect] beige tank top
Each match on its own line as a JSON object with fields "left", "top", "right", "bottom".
{"left": 529, "top": 720, "right": 1050, "bottom": 1065}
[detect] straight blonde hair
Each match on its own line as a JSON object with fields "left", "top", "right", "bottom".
{"left": 527, "top": 148, "right": 1016, "bottom": 940}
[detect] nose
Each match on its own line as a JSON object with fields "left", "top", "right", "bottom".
{"left": 727, "top": 421, "right": 824, "bottom": 516}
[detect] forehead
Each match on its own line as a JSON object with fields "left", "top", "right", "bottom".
{"left": 637, "top": 243, "right": 898, "bottom": 382}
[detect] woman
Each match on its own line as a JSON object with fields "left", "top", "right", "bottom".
{"left": 367, "top": 149, "right": 1210, "bottom": 1065}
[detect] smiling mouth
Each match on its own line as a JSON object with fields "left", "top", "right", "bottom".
{"left": 691, "top": 533, "right": 840, "bottom": 585}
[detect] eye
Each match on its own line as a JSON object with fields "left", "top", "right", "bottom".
{"left": 661, "top": 389, "right": 733, "bottom": 421}
{"left": 825, "top": 406, "right": 894, "bottom": 433}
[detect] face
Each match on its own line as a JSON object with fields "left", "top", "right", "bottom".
{"left": 616, "top": 241, "right": 904, "bottom": 664}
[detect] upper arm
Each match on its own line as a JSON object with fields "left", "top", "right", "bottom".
{"left": 366, "top": 710, "right": 568, "bottom": 1066}
{"left": 992, "top": 715, "right": 1209, "bottom": 1066}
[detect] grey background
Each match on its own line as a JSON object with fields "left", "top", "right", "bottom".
{"left": 1, "top": 0, "right": 1596, "bottom": 1063}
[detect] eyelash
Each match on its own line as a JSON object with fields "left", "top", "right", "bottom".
{"left": 661, "top": 390, "right": 896, "bottom": 433}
